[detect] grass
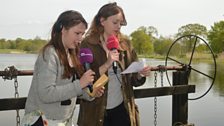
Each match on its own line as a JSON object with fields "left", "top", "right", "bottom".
{"left": 1, "top": 49, "right": 223, "bottom": 63}
{"left": 0, "top": 49, "right": 26, "bottom": 54}
{"left": 138, "top": 52, "right": 224, "bottom": 63}
{"left": 217, "top": 53, "right": 224, "bottom": 63}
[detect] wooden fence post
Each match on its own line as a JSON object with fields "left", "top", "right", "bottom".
{"left": 172, "top": 70, "right": 189, "bottom": 125}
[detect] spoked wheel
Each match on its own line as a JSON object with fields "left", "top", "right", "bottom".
{"left": 165, "top": 35, "right": 217, "bottom": 100}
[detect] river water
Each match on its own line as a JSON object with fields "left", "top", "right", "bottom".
{"left": 0, "top": 54, "right": 223, "bottom": 126}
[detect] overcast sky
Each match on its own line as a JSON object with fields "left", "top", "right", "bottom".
{"left": 0, "top": 0, "right": 223, "bottom": 40}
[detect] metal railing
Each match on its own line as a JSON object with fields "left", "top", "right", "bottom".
{"left": 0, "top": 65, "right": 195, "bottom": 126}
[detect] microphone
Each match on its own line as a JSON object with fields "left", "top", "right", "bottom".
{"left": 79, "top": 48, "right": 94, "bottom": 92}
{"left": 106, "top": 35, "right": 119, "bottom": 74}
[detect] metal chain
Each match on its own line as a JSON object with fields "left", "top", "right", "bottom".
{"left": 14, "top": 78, "right": 19, "bottom": 98}
{"left": 154, "top": 71, "right": 157, "bottom": 126}
{"left": 2, "top": 66, "right": 21, "bottom": 126}
{"left": 160, "top": 70, "right": 164, "bottom": 87}
{"left": 14, "top": 78, "right": 20, "bottom": 126}
{"left": 158, "top": 65, "right": 165, "bottom": 87}
{"left": 153, "top": 66, "right": 165, "bottom": 126}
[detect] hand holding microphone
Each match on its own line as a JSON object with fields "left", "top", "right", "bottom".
{"left": 79, "top": 48, "right": 94, "bottom": 92}
{"left": 79, "top": 69, "right": 95, "bottom": 89}
{"left": 106, "top": 35, "right": 119, "bottom": 74}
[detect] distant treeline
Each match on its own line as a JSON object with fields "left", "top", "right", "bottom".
{"left": 1, "top": 21, "right": 224, "bottom": 57}
{"left": 0, "top": 37, "right": 47, "bottom": 53}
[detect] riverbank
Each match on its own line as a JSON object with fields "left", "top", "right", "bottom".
{"left": 139, "top": 52, "right": 224, "bottom": 63}
{"left": 0, "top": 49, "right": 38, "bottom": 54}
{"left": 0, "top": 49, "right": 26, "bottom": 54}
{"left": 1, "top": 49, "right": 224, "bottom": 63}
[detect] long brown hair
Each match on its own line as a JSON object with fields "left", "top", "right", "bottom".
{"left": 86, "top": 2, "right": 127, "bottom": 40}
{"left": 42, "top": 10, "right": 87, "bottom": 79}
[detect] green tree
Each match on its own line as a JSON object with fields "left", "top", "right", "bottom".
{"left": 176, "top": 23, "right": 208, "bottom": 52}
{"left": 138, "top": 26, "right": 158, "bottom": 36}
{"left": 207, "top": 20, "right": 224, "bottom": 54}
{"left": 177, "top": 23, "right": 207, "bottom": 38}
{"left": 130, "top": 29, "right": 153, "bottom": 55}
{"left": 0, "top": 39, "right": 6, "bottom": 49}
{"left": 154, "top": 37, "right": 173, "bottom": 55}
{"left": 15, "top": 38, "right": 25, "bottom": 48}
{"left": 31, "top": 39, "right": 47, "bottom": 53}
{"left": 196, "top": 44, "right": 208, "bottom": 52}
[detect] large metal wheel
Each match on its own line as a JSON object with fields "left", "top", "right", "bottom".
{"left": 165, "top": 35, "right": 217, "bottom": 100}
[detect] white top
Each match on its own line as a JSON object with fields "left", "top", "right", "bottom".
{"left": 106, "top": 67, "right": 123, "bottom": 109}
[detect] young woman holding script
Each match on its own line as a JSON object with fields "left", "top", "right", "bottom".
{"left": 78, "top": 2, "right": 151, "bottom": 126}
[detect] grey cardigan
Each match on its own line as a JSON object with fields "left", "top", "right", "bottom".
{"left": 24, "top": 46, "right": 92, "bottom": 121}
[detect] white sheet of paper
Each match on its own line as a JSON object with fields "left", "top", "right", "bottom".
{"left": 121, "top": 61, "right": 144, "bottom": 74}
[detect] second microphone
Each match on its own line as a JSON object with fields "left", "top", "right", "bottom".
{"left": 79, "top": 48, "right": 94, "bottom": 92}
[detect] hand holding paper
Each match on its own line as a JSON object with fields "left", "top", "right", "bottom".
{"left": 121, "top": 61, "right": 144, "bottom": 74}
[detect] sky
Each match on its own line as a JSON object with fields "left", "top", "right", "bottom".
{"left": 0, "top": 0, "right": 223, "bottom": 40}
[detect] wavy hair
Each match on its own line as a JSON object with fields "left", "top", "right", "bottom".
{"left": 42, "top": 10, "right": 87, "bottom": 78}
{"left": 86, "top": 2, "right": 127, "bottom": 40}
